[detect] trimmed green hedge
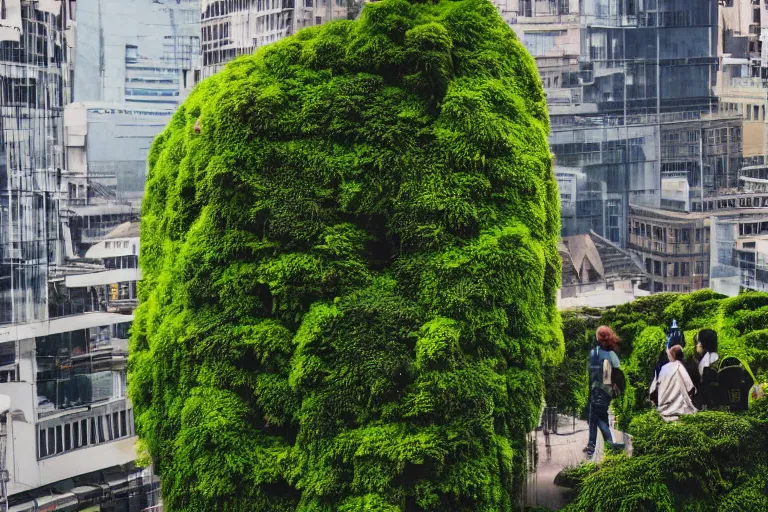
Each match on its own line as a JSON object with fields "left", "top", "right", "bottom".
{"left": 129, "top": 0, "right": 562, "bottom": 509}
{"left": 554, "top": 292, "right": 768, "bottom": 511}
{"left": 564, "top": 409, "right": 768, "bottom": 512}
{"left": 552, "top": 290, "right": 768, "bottom": 430}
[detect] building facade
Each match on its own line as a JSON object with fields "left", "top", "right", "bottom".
{"left": 0, "top": 0, "right": 73, "bottom": 327}
{"left": 0, "top": 2, "right": 157, "bottom": 510}
{"left": 629, "top": 205, "right": 711, "bottom": 293}
{"left": 200, "top": 0, "right": 347, "bottom": 78}
{"left": 499, "top": 0, "right": 732, "bottom": 246}
{"left": 71, "top": 0, "right": 202, "bottom": 205}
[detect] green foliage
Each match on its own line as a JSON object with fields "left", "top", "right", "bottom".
{"left": 130, "top": 1, "right": 561, "bottom": 510}
{"left": 564, "top": 411, "right": 768, "bottom": 512}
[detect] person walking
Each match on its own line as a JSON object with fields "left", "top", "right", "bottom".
{"left": 584, "top": 326, "right": 621, "bottom": 459}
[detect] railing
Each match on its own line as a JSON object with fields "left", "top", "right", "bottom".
{"left": 551, "top": 110, "right": 740, "bottom": 130}
{"left": 729, "top": 77, "right": 768, "bottom": 89}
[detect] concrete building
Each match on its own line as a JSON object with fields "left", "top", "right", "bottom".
{"left": 629, "top": 204, "right": 712, "bottom": 293}
{"left": 630, "top": 164, "right": 768, "bottom": 296}
{"left": 716, "top": 0, "right": 768, "bottom": 158}
{"left": 1, "top": 219, "right": 158, "bottom": 510}
{"left": 0, "top": 2, "right": 158, "bottom": 509}
{"left": 200, "top": 0, "right": 347, "bottom": 79}
{"left": 71, "top": 0, "right": 202, "bottom": 206}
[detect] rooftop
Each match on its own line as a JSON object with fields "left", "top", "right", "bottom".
{"left": 560, "top": 230, "right": 646, "bottom": 283}
{"left": 106, "top": 222, "right": 140, "bottom": 240}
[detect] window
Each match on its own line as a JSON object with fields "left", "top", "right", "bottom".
{"left": 682, "top": 229, "right": 690, "bottom": 243}
{"left": 39, "top": 429, "right": 47, "bottom": 458}
{"left": 755, "top": 105, "right": 761, "bottom": 121}
{"left": 91, "top": 418, "right": 97, "bottom": 445}
{"left": 523, "top": 31, "right": 565, "bottom": 57}
{"left": 315, "top": 16, "right": 322, "bottom": 25}
{"left": 681, "top": 263, "right": 690, "bottom": 277}
{"left": 120, "top": 410, "right": 127, "bottom": 437}
{"left": 654, "top": 260, "right": 662, "bottom": 276}
{"left": 48, "top": 428, "right": 55, "bottom": 455}
{"left": 73, "top": 422, "right": 80, "bottom": 449}
{"left": 695, "top": 261, "right": 704, "bottom": 275}
{"left": 56, "top": 425, "right": 63, "bottom": 454}
{"left": 81, "top": 419, "right": 88, "bottom": 447}
{"left": 64, "top": 424, "right": 71, "bottom": 451}
{"left": 113, "top": 412, "right": 120, "bottom": 439}
{"left": 125, "top": 45, "right": 138, "bottom": 64}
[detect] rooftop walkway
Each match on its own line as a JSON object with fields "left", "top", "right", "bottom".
{"left": 524, "top": 409, "right": 631, "bottom": 509}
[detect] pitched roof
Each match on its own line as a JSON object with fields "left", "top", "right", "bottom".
{"left": 560, "top": 231, "right": 646, "bottom": 283}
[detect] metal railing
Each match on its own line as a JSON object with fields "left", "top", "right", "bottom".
{"left": 551, "top": 110, "right": 740, "bottom": 130}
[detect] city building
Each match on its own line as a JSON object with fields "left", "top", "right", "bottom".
{"left": 71, "top": 0, "right": 202, "bottom": 205}
{"left": 499, "top": 0, "right": 732, "bottom": 247}
{"left": 716, "top": 0, "right": 768, "bottom": 158}
{"left": 630, "top": 163, "right": 768, "bottom": 295}
{"left": 0, "top": 1, "right": 157, "bottom": 509}
{"left": 0, "top": 0, "right": 74, "bottom": 326}
{"left": 201, "top": 0, "right": 347, "bottom": 79}
{"left": 629, "top": 204, "right": 711, "bottom": 293}
{"left": 2, "top": 222, "right": 158, "bottom": 510}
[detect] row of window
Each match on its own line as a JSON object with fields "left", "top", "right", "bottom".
{"left": 38, "top": 408, "right": 134, "bottom": 459}
{"left": 722, "top": 102, "right": 766, "bottom": 122}
{"left": 632, "top": 222, "right": 710, "bottom": 245}
{"left": 644, "top": 258, "right": 707, "bottom": 278}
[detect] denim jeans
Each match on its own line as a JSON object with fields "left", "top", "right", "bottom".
{"left": 587, "top": 388, "right": 613, "bottom": 454}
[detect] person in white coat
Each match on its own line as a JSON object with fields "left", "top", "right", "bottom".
{"left": 649, "top": 345, "right": 697, "bottom": 422}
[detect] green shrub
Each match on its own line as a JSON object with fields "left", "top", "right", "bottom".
{"left": 129, "top": 0, "right": 561, "bottom": 509}
{"left": 565, "top": 411, "right": 768, "bottom": 512}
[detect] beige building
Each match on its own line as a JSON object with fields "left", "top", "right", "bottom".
{"left": 629, "top": 205, "right": 711, "bottom": 293}
{"left": 717, "top": 0, "right": 768, "bottom": 157}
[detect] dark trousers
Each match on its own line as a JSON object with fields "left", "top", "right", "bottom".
{"left": 587, "top": 388, "right": 613, "bottom": 453}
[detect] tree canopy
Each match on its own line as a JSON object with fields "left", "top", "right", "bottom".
{"left": 129, "top": 0, "right": 561, "bottom": 510}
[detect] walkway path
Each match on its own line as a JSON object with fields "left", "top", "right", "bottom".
{"left": 524, "top": 412, "right": 630, "bottom": 510}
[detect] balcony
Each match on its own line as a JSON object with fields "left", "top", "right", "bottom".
{"left": 729, "top": 77, "right": 768, "bottom": 90}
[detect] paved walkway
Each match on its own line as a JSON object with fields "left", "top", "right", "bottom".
{"left": 524, "top": 412, "right": 630, "bottom": 510}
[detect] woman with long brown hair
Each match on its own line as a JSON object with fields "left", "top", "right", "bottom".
{"left": 584, "top": 326, "right": 621, "bottom": 459}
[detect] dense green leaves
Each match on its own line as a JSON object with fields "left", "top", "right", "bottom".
{"left": 130, "top": 0, "right": 560, "bottom": 509}
{"left": 564, "top": 410, "right": 768, "bottom": 512}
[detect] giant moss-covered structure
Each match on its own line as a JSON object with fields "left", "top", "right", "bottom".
{"left": 129, "top": 0, "right": 562, "bottom": 509}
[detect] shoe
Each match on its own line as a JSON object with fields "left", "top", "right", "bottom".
{"left": 582, "top": 446, "right": 593, "bottom": 453}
